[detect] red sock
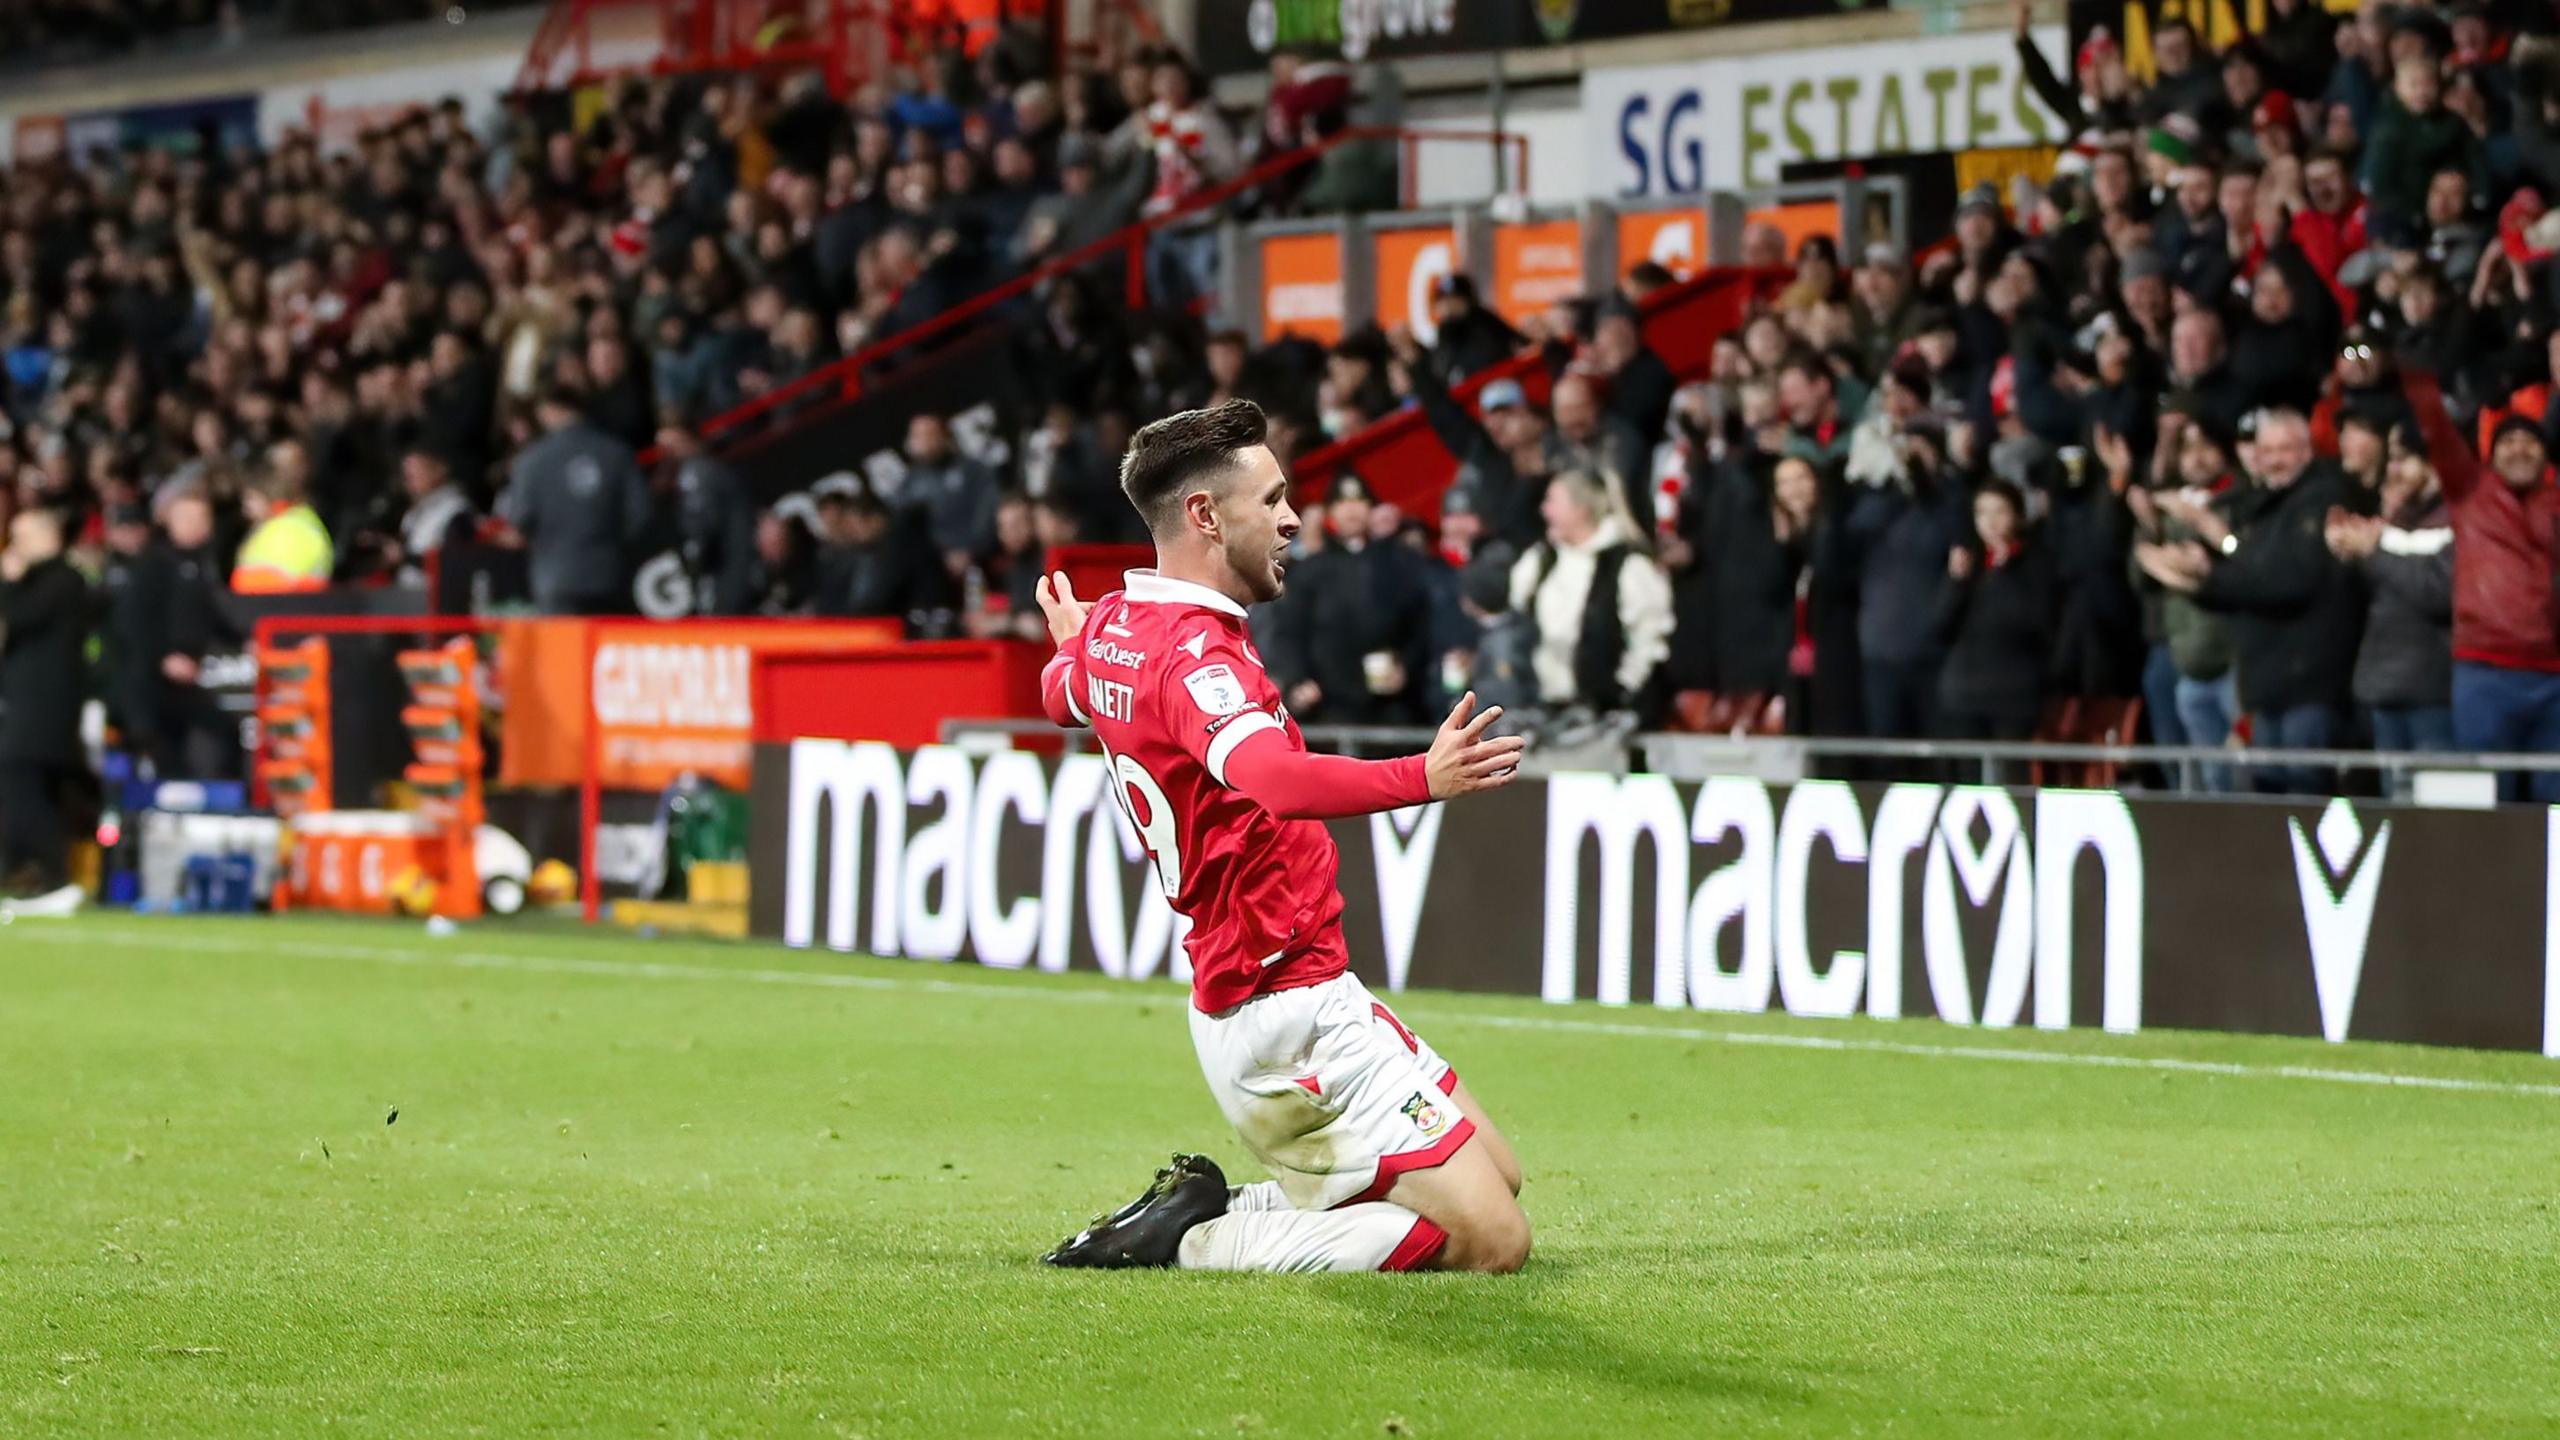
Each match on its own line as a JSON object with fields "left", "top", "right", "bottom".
{"left": 1380, "top": 1217, "right": 1448, "bottom": 1272}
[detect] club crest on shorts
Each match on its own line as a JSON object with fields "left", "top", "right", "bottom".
{"left": 1401, "top": 1092, "right": 1449, "bottom": 1139}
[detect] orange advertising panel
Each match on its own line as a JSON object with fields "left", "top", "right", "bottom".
{"left": 498, "top": 618, "right": 902, "bottom": 791}
{"left": 1259, "top": 232, "right": 1345, "bottom": 344}
{"left": 283, "top": 818, "right": 434, "bottom": 915}
{"left": 1372, "top": 224, "right": 1457, "bottom": 345}
{"left": 1490, "top": 219, "right": 1585, "bottom": 328}
{"left": 1617, "top": 207, "right": 1709, "bottom": 282}
{"left": 10, "top": 115, "right": 64, "bottom": 164}
{"left": 1745, "top": 201, "right": 1843, "bottom": 259}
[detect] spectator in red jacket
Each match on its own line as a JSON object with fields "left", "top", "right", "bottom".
{"left": 2283, "top": 151, "right": 2369, "bottom": 316}
{"left": 2403, "top": 368, "right": 2560, "bottom": 799}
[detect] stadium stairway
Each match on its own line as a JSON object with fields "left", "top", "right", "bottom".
{"left": 642, "top": 121, "right": 1475, "bottom": 471}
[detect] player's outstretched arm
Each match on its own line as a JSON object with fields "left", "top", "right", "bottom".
{"left": 1222, "top": 691, "right": 1524, "bottom": 820}
{"left": 1036, "top": 571, "right": 1093, "bottom": 729}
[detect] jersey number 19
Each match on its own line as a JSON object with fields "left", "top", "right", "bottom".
{"left": 1107, "top": 749, "right": 1182, "bottom": 898}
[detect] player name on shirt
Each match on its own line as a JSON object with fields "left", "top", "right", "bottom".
{"left": 1087, "top": 674, "right": 1136, "bottom": 722}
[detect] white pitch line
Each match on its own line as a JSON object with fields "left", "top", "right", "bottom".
{"left": 23, "top": 924, "right": 2560, "bottom": 1100}
{"left": 12, "top": 925, "right": 1124, "bottom": 1006}
{"left": 1449, "top": 1013, "right": 2560, "bottom": 1098}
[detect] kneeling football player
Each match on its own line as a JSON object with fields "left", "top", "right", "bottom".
{"left": 1032, "top": 401, "right": 1530, "bottom": 1274}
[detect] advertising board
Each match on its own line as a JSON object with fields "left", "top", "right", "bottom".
{"left": 754, "top": 742, "right": 2560, "bottom": 1057}
{"left": 1584, "top": 28, "right": 2073, "bottom": 196}
{"left": 1199, "top": 0, "right": 1889, "bottom": 75}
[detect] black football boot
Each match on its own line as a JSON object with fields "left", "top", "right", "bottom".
{"left": 1041, "top": 1153, "right": 1229, "bottom": 1267}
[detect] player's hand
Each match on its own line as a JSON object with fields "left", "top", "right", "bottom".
{"left": 1033, "top": 570, "right": 1089, "bottom": 647}
{"left": 1425, "top": 690, "right": 1526, "bottom": 801}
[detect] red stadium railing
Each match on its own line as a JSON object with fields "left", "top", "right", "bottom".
{"left": 526, "top": 0, "right": 1184, "bottom": 115}
{"left": 523, "top": 0, "right": 889, "bottom": 96}
{"left": 649, "top": 124, "right": 1530, "bottom": 464}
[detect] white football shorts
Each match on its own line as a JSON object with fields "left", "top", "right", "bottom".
{"left": 1188, "top": 970, "right": 1474, "bottom": 1211}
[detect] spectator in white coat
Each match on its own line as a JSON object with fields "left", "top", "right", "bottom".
{"left": 1507, "top": 470, "right": 1675, "bottom": 721}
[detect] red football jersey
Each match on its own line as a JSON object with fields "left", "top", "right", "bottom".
{"left": 1063, "top": 570, "right": 1350, "bottom": 1012}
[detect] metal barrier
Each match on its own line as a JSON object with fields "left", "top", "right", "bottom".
{"left": 1651, "top": 735, "right": 2560, "bottom": 800}
{"left": 936, "top": 715, "right": 2560, "bottom": 802}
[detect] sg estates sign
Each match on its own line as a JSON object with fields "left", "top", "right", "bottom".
{"left": 1583, "top": 27, "right": 2074, "bottom": 197}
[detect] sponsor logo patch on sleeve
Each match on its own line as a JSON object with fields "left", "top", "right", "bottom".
{"left": 1181, "top": 663, "right": 1250, "bottom": 717}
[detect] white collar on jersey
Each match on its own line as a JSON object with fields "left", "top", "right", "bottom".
{"left": 1123, "top": 569, "right": 1248, "bottom": 618}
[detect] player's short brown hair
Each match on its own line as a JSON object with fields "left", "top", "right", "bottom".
{"left": 1119, "top": 399, "right": 1268, "bottom": 535}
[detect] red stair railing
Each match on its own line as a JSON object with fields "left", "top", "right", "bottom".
{"left": 657, "top": 124, "right": 1528, "bottom": 462}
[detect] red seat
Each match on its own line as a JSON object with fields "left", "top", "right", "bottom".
{"left": 1706, "top": 691, "right": 1768, "bottom": 735}
{"left": 2071, "top": 696, "right": 2142, "bottom": 787}
{"left": 2028, "top": 698, "right": 2081, "bottom": 787}
{"left": 2027, "top": 696, "right": 2142, "bottom": 787}
{"left": 1667, "top": 689, "right": 1787, "bottom": 738}
{"left": 1670, "top": 690, "right": 1718, "bottom": 734}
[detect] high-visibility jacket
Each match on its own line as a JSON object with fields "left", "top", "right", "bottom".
{"left": 231, "top": 504, "right": 333, "bottom": 593}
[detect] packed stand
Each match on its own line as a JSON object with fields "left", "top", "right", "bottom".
{"left": 0, "top": 27, "right": 1407, "bottom": 889}
{"left": 1936, "top": 0, "right": 2560, "bottom": 796}
{"left": 1262, "top": 0, "right": 2560, "bottom": 796}
{"left": 1207, "top": 265, "right": 1686, "bottom": 745}
{"left": 0, "top": 23, "right": 1392, "bottom": 616}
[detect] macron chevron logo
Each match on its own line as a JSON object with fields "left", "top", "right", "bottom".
{"left": 2288, "top": 798, "right": 2391, "bottom": 1044}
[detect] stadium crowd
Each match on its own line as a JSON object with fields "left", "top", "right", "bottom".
{"left": 0, "top": 15, "right": 1413, "bottom": 885}
{"left": 1243, "top": 0, "right": 2560, "bottom": 805}
{"left": 0, "top": 20, "right": 1399, "bottom": 597}
{"left": 11, "top": 0, "right": 2560, "bottom": 896}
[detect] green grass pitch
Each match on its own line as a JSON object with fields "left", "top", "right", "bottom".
{"left": 8, "top": 913, "right": 2560, "bottom": 1437}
